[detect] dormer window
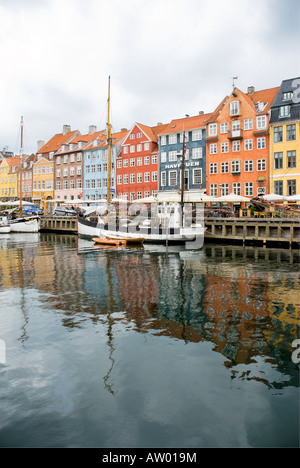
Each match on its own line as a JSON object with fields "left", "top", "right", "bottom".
{"left": 283, "top": 92, "right": 293, "bottom": 101}
{"left": 230, "top": 100, "right": 240, "bottom": 116}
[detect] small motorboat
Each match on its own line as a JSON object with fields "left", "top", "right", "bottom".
{"left": 92, "top": 237, "right": 127, "bottom": 246}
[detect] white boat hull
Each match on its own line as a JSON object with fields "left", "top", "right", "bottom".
{"left": 0, "top": 225, "right": 11, "bottom": 233}
{"left": 9, "top": 217, "right": 40, "bottom": 233}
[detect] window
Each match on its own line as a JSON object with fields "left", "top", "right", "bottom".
{"left": 161, "top": 171, "right": 166, "bottom": 187}
{"left": 169, "top": 134, "right": 177, "bottom": 144}
{"left": 152, "top": 154, "right": 157, "bottom": 164}
{"left": 287, "top": 124, "right": 296, "bottom": 141}
{"left": 137, "top": 157, "right": 142, "bottom": 166}
{"left": 137, "top": 144, "right": 142, "bottom": 152}
{"left": 70, "top": 167, "right": 75, "bottom": 176}
{"left": 64, "top": 155, "right": 68, "bottom": 164}
{"left": 160, "top": 135, "right": 167, "bottom": 146}
{"left": 130, "top": 134, "right": 135, "bottom": 140}
{"left": 77, "top": 153, "right": 82, "bottom": 161}
{"left": 130, "top": 173, "right": 135, "bottom": 183}
{"left": 220, "top": 122, "right": 228, "bottom": 133}
{"left": 210, "top": 163, "right": 218, "bottom": 174}
{"left": 130, "top": 158, "right": 135, "bottom": 167}
{"left": 244, "top": 118, "right": 253, "bottom": 130}
{"left": 257, "top": 137, "right": 266, "bottom": 149}
{"left": 123, "top": 174, "right": 128, "bottom": 184}
{"left": 192, "top": 147, "right": 203, "bottom": 159}
{"left": 137, "top": 132, "right": 142, "bottom": 138}
{"left": 230, "top": 101, "right": 240, "bottom": 116}
{"left": 274, "top": 180, "right": 283, "bottom": 195}
{"left": 117, "top": 160, "right": 122, "bottom": 168}
{"left": 144, "top": 172, "right": 150, "bottom": 182}
{"left": 161, "top": 152, "right": 167, "bottom": 163}
{"left": 130, "top": 145, "right": 135, "bottom": 153}
{"left": 57, "top": 156, "right": 61, "bottom": 165}
{"left": 221, "top": 162, "right": 229, "bottom": 173}
{"left": 231, "top": 160, "right": 240, "bottom": 173}
{"left": 208, "top": 123, "right": 217, "bottom": 136}
{"left": 123, "top": 159, "right": 128, "bottom": 167}
{"left": 77, "top": 166, "right": 81, "bottom": 175}
{"left": 169, "top": 151, "right": 177, "bottom": 161}
{"left": 192, "top": 129, "right": 202, "bottom": 141}
{"left": 244, "top": 139, "right": 253, "bottom": 151}
{"left": 232, "top": 140, "right": 240, "bottom": 152}
{"left": 245, "top": 182, "right": 253, "bottom": 196}
{"left": 232, "top": 120, "right": 240, "bottom": 131}
{"left": 287, "top": 179, "right": 296, "bottom": 196}
{"left": 144, "top": 156, "right": 150, "bottom": 165}
{"left": 279, "top": 105, "right": 290, "bottom": 117}
{"left": 152, "top": 171, "right": 157, "bottom": 182}
{"left": 63, "top": 168, "right": 68, "bottom": 177}
{"left": 233, "top": 182, "right": 241, "bottom": 195}
{"left": 287, "top": 151, "right": 296, "bottom": 168}
{"left": 220, "top": 183, "right": 229, "bottom": 196}
{"left": 70, "top": 180, "right": 75, "bottom": 189}
{"left": 193, "top": 168, "right": 202, "bottom": 185}
{"left": 57, "top": 169, "right": 61, "bottom": 178}
{"left": 283, "top": 92, "right": 293, "bottom": 100}
{"left": 210, "top": 143, "right": 217, "bottom": 154}
{"left": 137, "top": 191, "right": 142, "bottom": 199}
{"left": 123, "top": 146, "right": 128, "bottom": 154}
{"left": 137, "top": 173, "right": 142, "bottom": 183}
{"left": 130, "top": 192, "right": 135, "bottom": 202}
{"left": 63, "top": 180, "right": 68, "bottom": 189}
{"left": 117, "top": 175, "right": 122, "bottom": 184}
{"left": 210, "top": 184, "right": 218, "bottom": 197}
{"left": 274, "top": 126, "right": 283, "bottom": 143}
{"left": 274, "top": 152, "right": 283, "bottom": 169}
{"left": 257, "top": 159, "right": 266, "bottom": 171}
{"left": 221, "top": 142, "right": 229, "bottom": 153}
{"left": 169, "top": 171, "right": 177, "bottom": 186}
{"left": 180, "top": 132, "right": 189, "bottom": 143}
{"left": 77, "top": 179, "right": 82, "bottom": 189}
{"left": 256, "top": 115, "right": 267, "bottom": 129}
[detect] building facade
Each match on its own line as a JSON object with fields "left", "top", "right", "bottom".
{"left": 158, "top": 114, "right": 210, "bottom": 196}
{"left": 0, "top": 156, "right": 20, "bottom": 201}
{"left": 83, "top": 130, "right": 126, "bottom": 201}
{"left": 54, "top": 128, "right": 103, "bottom": 202}
{"left": 116, "top": 123, "right": 166, "bottom": 201}
{"left": 269, "top": 77, "right": 300, "bottom": 196}
{"left": 206, "top": 86, "right": 279, "bottom": 199}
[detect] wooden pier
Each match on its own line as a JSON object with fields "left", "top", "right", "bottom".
{"left": 40, "top": 216, "right": 300, "bottom": 247}
{"left": 204, "top": 217, "right": 300, "bottom": 247}
{"left": 40, "top": 216, "right": 77, "bottom": 234}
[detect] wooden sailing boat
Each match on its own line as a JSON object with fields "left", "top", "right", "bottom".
{"left": 9, "top": 116, "right": 40, "bottom": 232}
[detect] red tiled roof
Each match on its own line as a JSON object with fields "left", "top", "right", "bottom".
{"left": 158, "top": 113, "right": 212, "bottom": 135}
{"left": 37, "top": 130, "right": 80, "bottom": 155}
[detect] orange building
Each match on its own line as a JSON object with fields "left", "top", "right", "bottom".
{"left": 206, "top": 85, "right": 279, "bottom": 201}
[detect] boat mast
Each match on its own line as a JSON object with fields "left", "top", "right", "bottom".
{"left": 19, "top": 116, "right": 24, "bottom": 213}
{"left": 107, "top": 76, "right": 112, "bottom": 204}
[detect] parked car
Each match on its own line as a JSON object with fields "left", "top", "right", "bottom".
{"left": 23, "top": 205, "right": 44, "bottom": 215}
{"left": 53, "top": 206, "right": 77, "bottom": 217}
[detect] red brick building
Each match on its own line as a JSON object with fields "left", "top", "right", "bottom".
{"left": 116, "top": 122, "right": 167, "bottom": 201}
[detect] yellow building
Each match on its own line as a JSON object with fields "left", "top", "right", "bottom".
{"left": 0, "top": 156, "right": 20, "bottom": 201}
{"left": 269, "top": 78, "right": 300, "bottom": 196}
{"left": 32, "top": 156, "right": 54, "bottom": 206}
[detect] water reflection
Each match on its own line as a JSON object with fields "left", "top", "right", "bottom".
{"left": 0, "top": 233, "right": 299, "bottom": 394}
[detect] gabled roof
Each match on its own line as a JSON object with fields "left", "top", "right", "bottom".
{"left": 37, "top": 130, "right": 80, "bottom": 155}
{"left": 207, "top": 86, "right": 279, "bottom": 123}
{"left": 83, "top": 129, "right": 128, "bottom": 151}
{"left": 158, "top": 113, "right": 212, "bottom": 135}
{"left": 56, "top": 130, "right": 106, "bottom": 154}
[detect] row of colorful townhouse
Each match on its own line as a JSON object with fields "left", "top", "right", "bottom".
{"left": 0, "top": 77, "right": 299, "bottom": 209}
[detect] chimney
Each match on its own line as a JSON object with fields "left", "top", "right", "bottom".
{"left": 63, "top": 125, "right": 71, "bottom": 135}
{"left": 121, "top": 128, "right": 127, "bottom": 132}
{"left": 89, "top": 125, "right": 97, "bottom": 134}
{"left": 247, "top": 86, "right": 255, "bottom": 95}
{"left": 199, "top": 111, "right": 204, "bottom": 115}
{"left": 157, "top": 122, "right": 163, "bottom": 126}
{"left": 37, "top": 140, "right": 45, "bottom": 151}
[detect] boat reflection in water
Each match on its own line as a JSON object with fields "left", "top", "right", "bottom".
{"left": 0, "top": 233, "right": 299, "bottom": 448}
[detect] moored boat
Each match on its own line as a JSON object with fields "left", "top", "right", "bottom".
{"left": 9, "top": 216, "right": 40, "bottom": 233}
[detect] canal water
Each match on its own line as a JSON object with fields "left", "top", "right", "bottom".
{"left": 0, "top": 233, "right": 299, "bottom": 448}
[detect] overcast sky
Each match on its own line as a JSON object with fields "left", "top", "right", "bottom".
{"left": 0, "top": 0, "right": 299, "bottom": 154}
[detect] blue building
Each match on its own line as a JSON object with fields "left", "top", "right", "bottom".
{"left": 83, "top": 130, "right": 127, "bottom": 201}
{"left": 158, "top": 113, "right": 211, "bottom": 196}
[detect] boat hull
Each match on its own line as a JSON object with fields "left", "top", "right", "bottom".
{"left": 9, "top": 217, "right": 40, "bottom": 233}
{"left": 0, "top": 225, "right": 11, "bottom": 233}
{"left": 78, "top": 216, "right": 205, "bottom": 246}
